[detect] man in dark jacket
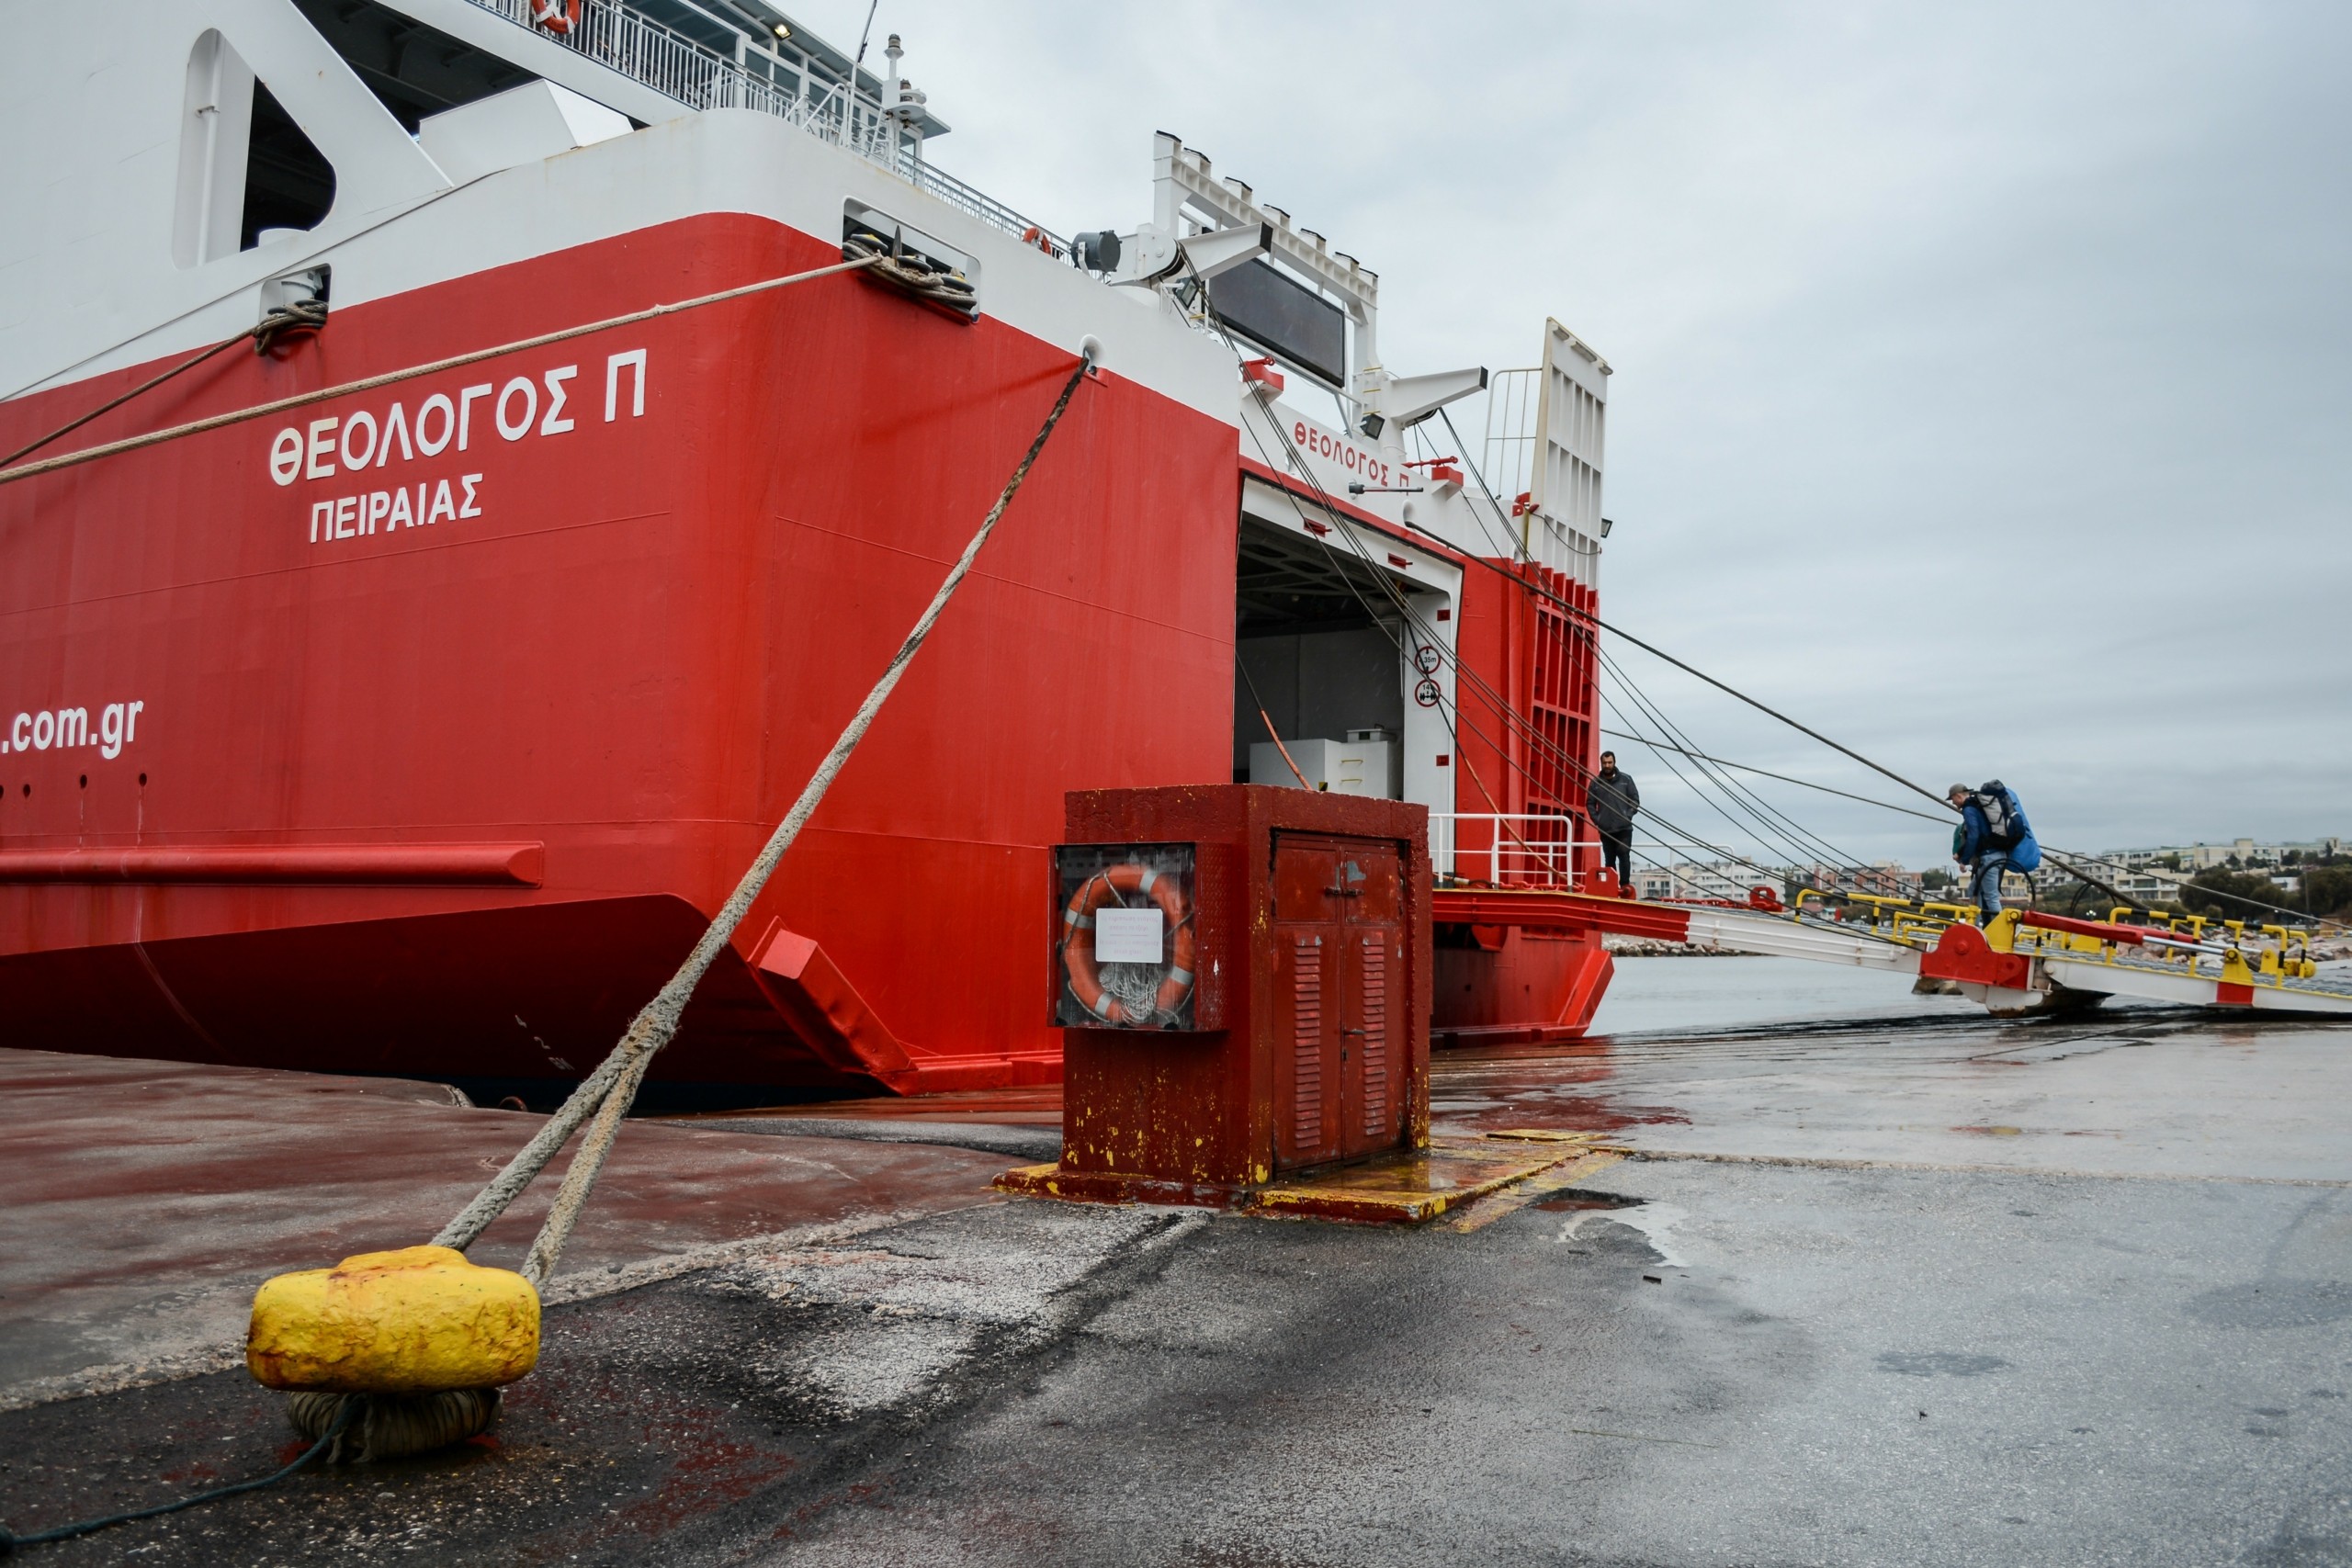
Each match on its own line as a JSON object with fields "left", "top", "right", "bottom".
{"left": 1589, "top": 751, "right": 1639, "bottom": 893}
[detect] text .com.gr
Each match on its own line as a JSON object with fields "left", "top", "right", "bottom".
{"left": 5, "top": 701, "right": 145, "bottom": 760}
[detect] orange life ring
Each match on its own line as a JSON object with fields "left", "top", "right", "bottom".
{"left": 530, "top": 0, "right": 581, "bottom": 34}
{"left": 1061, "top": 863, "right": 1194, "bottom": 1025}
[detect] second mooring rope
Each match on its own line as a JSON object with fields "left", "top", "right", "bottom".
{"left": 434, "top": 349, "right": 1097, "bottom": 1284}
{"left": 0, "top": 256, "right": 878, "bottom": 489}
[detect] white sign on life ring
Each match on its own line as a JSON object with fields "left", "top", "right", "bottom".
{"left": 1094, "top": 908, "right": 1165, "bottom": 964}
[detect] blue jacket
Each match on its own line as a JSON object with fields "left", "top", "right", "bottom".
{"left": 1958, "top": 791, "right": 2038, "bottom": 870}
{"left": 1956, "top": 802, "right": 1992, "bottom": 865}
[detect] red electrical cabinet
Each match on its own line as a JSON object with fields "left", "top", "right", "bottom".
{"left": 1045, "top": 784, "right": 1431, "bottom": 1203}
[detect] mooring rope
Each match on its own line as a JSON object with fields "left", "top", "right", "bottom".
{"left": 1233, "top": 656, "right": 1311, "bottom": 789}
{"left": 0, "top": 301, "right": 327, "bottom": 472}
{"left": 435, "top": 348, "right": 1097, "bottom": 1284}
{"left": 0, "top": 256, "right": 878, "bottom": 489}
{"left": 0, "top": 261, "right": 1071, "bottom": 1545}
{"left": 842, "top": 231, "right": 981, "bottom": 314}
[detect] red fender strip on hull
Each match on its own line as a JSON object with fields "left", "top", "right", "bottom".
{"left": 0, "top": 843, "right": 544, "bottom": 886}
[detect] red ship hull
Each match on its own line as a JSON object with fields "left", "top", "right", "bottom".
{"left": 3, "top": 199, "right": 1614, "bottom": 1099}
{"left": 0, "top": 211, "right": 1245, "bottom": 1098}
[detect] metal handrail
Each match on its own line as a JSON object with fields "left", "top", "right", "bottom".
{"left": 1430, "top": 813, "right": 1583, "bottom": 887}
{"left": 462, "top": 0, "right": 1070, "bottom": 255}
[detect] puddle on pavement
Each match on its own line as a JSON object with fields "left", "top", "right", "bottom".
{"left": 1441, "top": 1096, "right": 1691, "bottom": 1137}
{"left": 1876, "top": 1350, "right": 2012, "bottom": 1378}
{"left": 1546, "top": 1195, "right": 1691, "bottom": 1268}
{"left": 1532, "top": 1190, "right": 1644, "bottom": 1213}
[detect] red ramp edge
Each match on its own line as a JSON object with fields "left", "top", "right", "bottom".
{"left": 1555, "top": 944, "right": 1614, "bottom": 1033}
{"left": 746, "top": 919, "right": 919, "bottom": 1092}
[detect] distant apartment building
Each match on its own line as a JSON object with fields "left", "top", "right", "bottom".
{"left": 2107, "top": 868, "right": 2185, "bottom": 904}
{"left": 2097, "top": 836, "right": 2343, "bottom": 874}
{"left": 1787, "top": 862, "right": 1917, "bottom": 898}
{"left": 1638, "top": 861, "right": 1780, "bottom": 903}
{"left": 2075, "top": 836, "right": 2342, "bottom": 906}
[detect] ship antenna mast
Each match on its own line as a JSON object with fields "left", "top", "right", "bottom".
{"left": 845, "top": 0, "right": 879, "bottom": 150}
{"left": 850, "top": 0, "right": 880, "bottom": 84}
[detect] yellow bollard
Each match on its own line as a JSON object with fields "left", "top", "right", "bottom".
{"left": 247, "top": 1246, "right": 539, "bottom": 1394}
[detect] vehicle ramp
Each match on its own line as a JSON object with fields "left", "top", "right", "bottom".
{"left": 1431, "top": 884, "right": 2352, "bottom": 1019}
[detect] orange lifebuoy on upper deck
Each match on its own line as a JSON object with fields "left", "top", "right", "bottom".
{"left": 531, "top": 0, "right": 582, "bottom": 34}
{"left": 1061, "top": 863, "right": 1195, "bottom": 1026}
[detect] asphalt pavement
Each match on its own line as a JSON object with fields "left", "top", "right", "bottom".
{"left": 3, "top": 982, "right": 2346, "bottom": 1565}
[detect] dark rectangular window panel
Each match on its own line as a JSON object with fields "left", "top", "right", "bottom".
{"left": 1209, "top": 260, "right": 1345, "bottom": 387}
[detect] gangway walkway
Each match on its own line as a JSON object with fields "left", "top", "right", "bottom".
{"left": 1430, "top": 868, "right": 2352, "bottom": 1020}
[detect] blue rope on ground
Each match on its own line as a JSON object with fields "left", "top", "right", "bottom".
{"left": 0, "top": 1401, "right": 357, "bottom": 1554}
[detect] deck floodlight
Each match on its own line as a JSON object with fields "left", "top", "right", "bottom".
{"left": 1074, "top": 231, "right": 1123, "bottom": 274}
{"left": 1600, "top": 516, "right": 1614, "bottom": 537}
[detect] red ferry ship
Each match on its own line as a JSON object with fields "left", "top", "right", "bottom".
{"left": 1, "top": 0, "right": 1616, "bottom": 1102}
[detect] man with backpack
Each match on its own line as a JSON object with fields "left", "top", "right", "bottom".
{"left": 1950, "top": 780, "right": 2041, "bottom": 921}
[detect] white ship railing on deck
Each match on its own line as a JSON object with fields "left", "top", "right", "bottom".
{"left": 1478, "top": 367, "right": 1542, "bottom": 508}
{"left": 461, "top": 0, "right": 1071, "bottom": 255}
{"left": 1431, "top": 814, "right": 1588, "bottom": 886}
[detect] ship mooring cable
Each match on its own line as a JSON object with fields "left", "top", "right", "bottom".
{"left": 1599, "top": 728, "right": 1951, "bottom": 823}
{"left": 1423, "top": 410, "right": 1964, "bottom": 814}
{"left": 0, "top": 302, "right": 326, "bottom": 472}
{"left": 1196, "top": 261, "right": 1811, "bottom": 901}
{"left": 1224, "top": 321, "right": 1927, "bottom": 936}
{"left": 1597, "top": 644, "right": 1917, "bottom": 894}
{"left": 1216, "top": 320, "right": 1799, "bottom": 902}
{"left": 0, "top": 256, "right": 880, "bottom": 489}
{"left": 1235, "top": 656, "right": 1313, "bottom": 789}
{"left": 1598, "top": 721, "right": 2338, "bottom": 928}
{"left": 1416, "top": 438, "right": 2155, "bottom": 911}
{"left": 435, "top": 348, "right": 1096, "bottom": 1281}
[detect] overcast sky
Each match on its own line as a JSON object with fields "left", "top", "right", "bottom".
{"left": 798, "top": 1, "right": 2349, "bottom": 868}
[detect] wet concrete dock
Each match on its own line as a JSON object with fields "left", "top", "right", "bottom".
{"left": 3, "top": 962, "right": 2346, "bottom": 1564}
{"left": 0, "top": 1051, "right": 1010, "bottom": 1410}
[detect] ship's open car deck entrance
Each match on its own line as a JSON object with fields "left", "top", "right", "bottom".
{"left": 1230, "top": 513, "right": 1412, "bottom": 790}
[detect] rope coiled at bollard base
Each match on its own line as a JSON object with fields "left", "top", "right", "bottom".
{"left": 287, "top": 1389, "right": 501, "bottom": 1465}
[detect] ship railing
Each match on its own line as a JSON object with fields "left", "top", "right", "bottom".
{"left": 1431, "top": 813, "right": 1586, "bottom": 888}
{"left": 1476, "top": 367, "right": 1542, "bottom": 506}
{"left": 461, "top": 0, "right": 1070, "bottom": 256}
